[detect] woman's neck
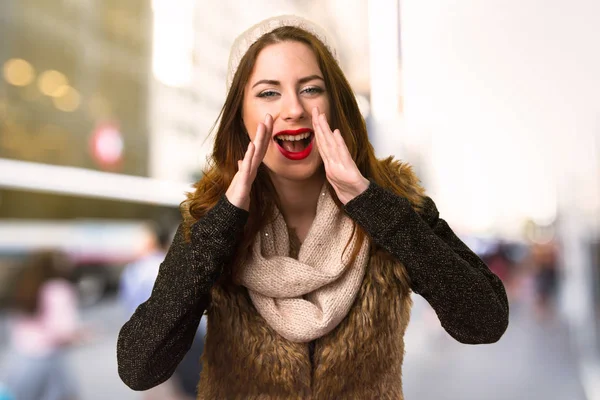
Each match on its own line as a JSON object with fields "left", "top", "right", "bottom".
{"left": 269, "top": 171, "right": 326, "bottom": 225}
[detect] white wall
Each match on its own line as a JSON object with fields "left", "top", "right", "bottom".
{"left": 400, "top": 0, "right": 600, "bottom": 237}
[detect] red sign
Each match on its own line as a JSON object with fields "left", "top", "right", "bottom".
{"left": 90, "top": 123, "right": 124, "bottom": 170}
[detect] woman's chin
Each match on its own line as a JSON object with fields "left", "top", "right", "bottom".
{"left": 266, "top": 162, "right": 324, "bottom": 182}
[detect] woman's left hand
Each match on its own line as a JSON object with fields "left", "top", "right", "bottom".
{"left": 312, "top": 107, "right": 370, "bottom": 205}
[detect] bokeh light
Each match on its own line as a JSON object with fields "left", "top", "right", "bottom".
{"left": 52, "top": 87, "right": 81, "bottom": 112}
{"left": 3, "top": 58, "right": 35, "bottom": 87}
{"left": 38, "top": 70, "right": 69, "bottom": 97}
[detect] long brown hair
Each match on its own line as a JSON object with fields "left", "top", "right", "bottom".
{"left": 181, "top": 26, "right": 426, "bottom": 281}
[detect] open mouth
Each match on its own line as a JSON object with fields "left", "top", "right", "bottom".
{"left": 273, "top": 129, "right": 315, "bottom": 160}
{"left": 275, "top": 131, "right": 314, "bottom": 153}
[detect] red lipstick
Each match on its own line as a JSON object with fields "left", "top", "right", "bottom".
{"left": 274, "top": 128, "right": 314, "bottom": 160}
{"left": 274, "top": 128, "right": 313, "bottom": 137}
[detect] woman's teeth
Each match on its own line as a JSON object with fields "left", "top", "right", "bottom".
{"left": 276, "top": 133, "right": 312, "bottom": 152}
{"left": 276, "top": 132, "right": 311, "bottom": 141}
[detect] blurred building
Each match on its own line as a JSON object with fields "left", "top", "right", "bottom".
{"left": 0, "top": 0, "right": 159, "bottom": 219}
{"left": 400, "top": 1, "right": 600, "bottom": 397}
{"left": 0, "top": 0, "right": 170, "bottom": 305}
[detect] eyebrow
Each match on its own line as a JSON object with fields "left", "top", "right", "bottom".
{"left": 251, "top": 75, "right": 324, "bottom": 89}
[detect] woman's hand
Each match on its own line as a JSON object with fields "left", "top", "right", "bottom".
{"left": 225, "top": 114, "right": 273, "bottom": 211}
{"left": 312, "top": 107, "right": 370, "bottom": 205}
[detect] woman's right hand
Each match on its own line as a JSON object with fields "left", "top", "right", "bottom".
{"left": 225, "top": 114, "right": 273, "bottom": 211}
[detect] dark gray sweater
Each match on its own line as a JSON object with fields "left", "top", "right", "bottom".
{"left": 117, "top": 181, "right": 509, "bottom": 390}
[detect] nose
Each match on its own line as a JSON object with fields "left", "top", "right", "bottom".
{"left": 280, "top": 92, "right": 306, "bottom": 122}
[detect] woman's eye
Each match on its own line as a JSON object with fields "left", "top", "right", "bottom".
{"left": 258, "top": 90, "right": 278, "bottom": 98}
{"left": 302, "top": 86, "right": 324, "bottom": 95}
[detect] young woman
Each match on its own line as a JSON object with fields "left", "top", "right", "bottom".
{"left": 118, "top": 15, "right": 509, "bottom": 399}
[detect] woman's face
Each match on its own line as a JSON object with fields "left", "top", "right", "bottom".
{"left": 242, "top": 40, "right": 331, "bottom": 182}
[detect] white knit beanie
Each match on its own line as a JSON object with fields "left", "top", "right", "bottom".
{"left": 226, "top": 15, "right": 340, "bottom": 92}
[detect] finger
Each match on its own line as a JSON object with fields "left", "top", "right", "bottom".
{"left": 314, "top": 107, "right": 336, "bottom": 153}
{"left": 257, "top": 114, "right": 273, "bottom": 160}
{"left": 264, "top": 113, "right": 273, "bottom": 138}
{"left": 331, "top": 128, "right": 354, "bottom": 164}
{"left": 252, "top": 122, "right": 265, "bottom": 149}
{"left": 312, "top": 107, "right": 329, "bottom": 162}
{"left": 317, "top": 112, "right": 336, "bottom": 150}
{"left": 332, "top": 129, "right": 348, "bottom": 152}
{"left": 242, "top": 142, "right": 255, "bottom": 177}
{"left": 251, "top": 123, "right": 266, "bottom": 172}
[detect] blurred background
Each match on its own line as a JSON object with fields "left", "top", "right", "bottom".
{"left": 0, "top": 0, "right": 598, "bottom": 399}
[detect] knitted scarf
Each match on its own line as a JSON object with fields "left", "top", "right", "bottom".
{"left": 238, "top": 184, "right": 370, "bottom": 343}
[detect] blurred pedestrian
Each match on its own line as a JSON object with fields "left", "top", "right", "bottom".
{"left": 522, "top": 220, "right": 561, "bottom": 321}
{"left": 483, "top": 243, "right": 511, "bottom": 283}
{"left": 531, "top": 238, "right": 560, "bottom": 320}
{"left": 119, "top": 222, "right": 172, "bottom": 317}
{"left": 118, "top": 15, "right": 509, "bottom": 398}
{"left": 2, "top": 250, "right": 86, "bottom": 400}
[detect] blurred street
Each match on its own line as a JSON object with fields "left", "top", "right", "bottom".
{"left": 0, "top": 294, "right": 586, "bottom": 400}
{"left": 403, "top": 297, "right": 587, "bottom": 400}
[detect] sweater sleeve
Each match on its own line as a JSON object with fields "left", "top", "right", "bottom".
{"left": 344, "top": 181, "right": 509, "bottom": 344}
{"left": 117, "top": 195, "right": 249, "bottom": 390}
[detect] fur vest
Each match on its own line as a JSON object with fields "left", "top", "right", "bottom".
{"left": 197, "top": 244, "right": 413, "bottom": 399}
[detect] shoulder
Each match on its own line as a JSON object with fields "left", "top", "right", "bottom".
{"left": 375, "top": 157, "right": 428, "bottom": 213}
{"left": 180, "top": 168, "right": 226, "bottom": 239}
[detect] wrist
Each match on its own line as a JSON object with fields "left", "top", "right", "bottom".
{"left": 340, "top": 177, "right": 370, "bottom": 205}
{"left": 225, "top": 191, "right": 249, "bottom": 212}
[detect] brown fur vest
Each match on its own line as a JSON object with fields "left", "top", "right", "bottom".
{"left": 197, "top": 245, "right": 413, "bottom": 399}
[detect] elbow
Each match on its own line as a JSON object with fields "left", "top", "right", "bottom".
{"left": 473, "top": 314, "right": 508, "bottom": 344}
{"left": 490, "top": 309, "right": 509, "bottom": 343}
{"left": 480, "top": 289, "right": 510, "bottom": 343}
{"left": 118, "top": 366, "right": 160, "bottom": 391}
{"left": 117, "top": 352, "right": 170, "bottom": 391}
{"left": 458, "top": 280, "right": 510, "bottom": 344}
{"left": 117, "top": 348, "right": 152, "bottom": 391}
{"left": 117, "top": 333, "right": 169, "bottom": 391}
{"left": 447, "top": 304, "right": 509, "bottom": 345}
{"left": 118, "top": 365, "right": 150, "bottom": 391}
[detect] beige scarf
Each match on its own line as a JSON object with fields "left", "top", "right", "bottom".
{"left": 238, "top": 183, "right": 370, "bottom": 343}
